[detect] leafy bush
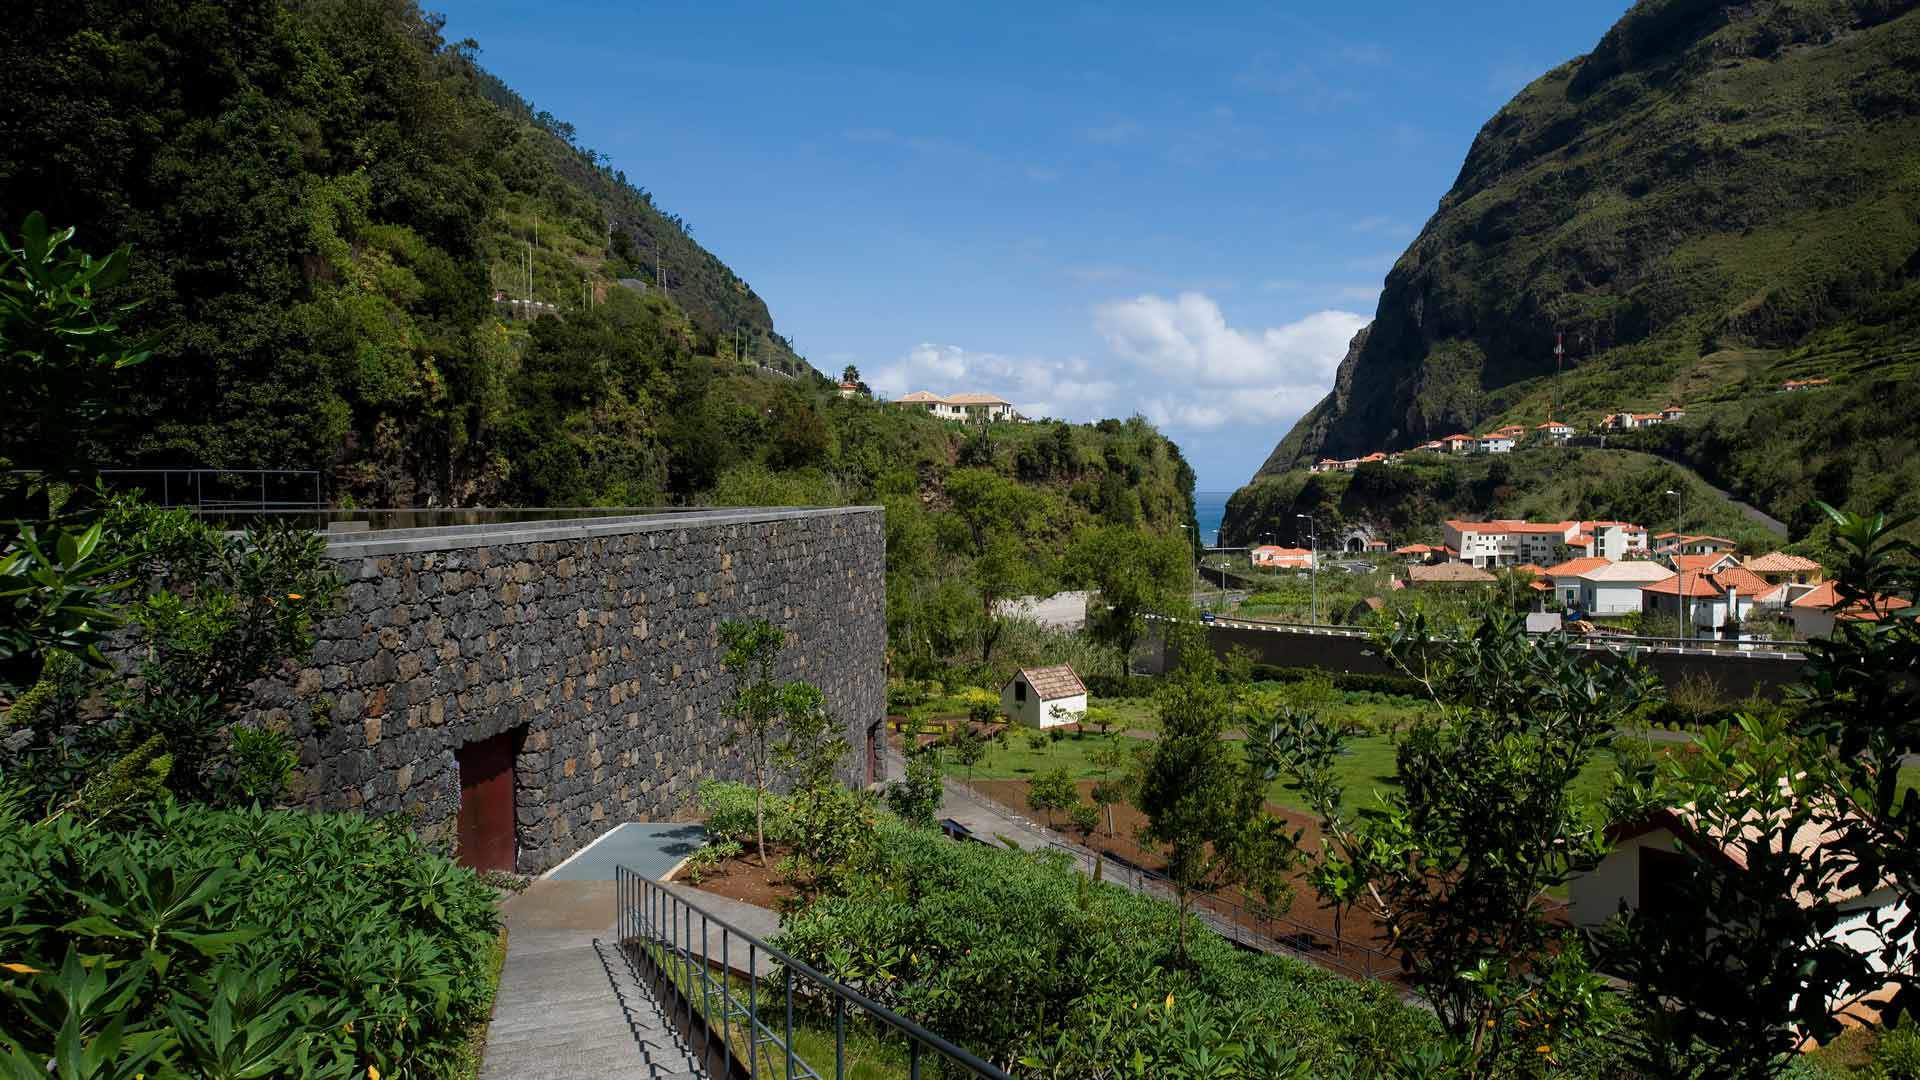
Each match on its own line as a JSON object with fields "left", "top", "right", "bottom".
{"left": 774, "top": 821, "right": 1433, "bottom": 1075}
{"left": 3, "top": 496, "right": 340, "bottom": 818}
{"left": 1874, "top": 1014, "right": 1920, "bottom": 1080}
{"left": 0, "top": 799, "right": 500, "bottom": 1079}
{"left": 696, "top": 779, "right": 796, "bottom": 846}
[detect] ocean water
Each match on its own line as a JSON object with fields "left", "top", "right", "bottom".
{"left": 1194, "top": 490, "right": 1231, "bottom": 547}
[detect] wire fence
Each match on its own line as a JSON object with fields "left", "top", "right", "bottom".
{"left": 8, "top": 468, "right": 328, "bottom": 511}
{"left": 617, "top": 867, "right": 1011, "bottom": 1080}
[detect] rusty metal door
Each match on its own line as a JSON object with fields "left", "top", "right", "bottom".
{"left": 456, "top": 730, "right": 518, "bottom": 873}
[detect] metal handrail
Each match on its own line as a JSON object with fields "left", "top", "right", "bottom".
{"left": 616, "top": 866, "right": 1012, "bottom": 1080}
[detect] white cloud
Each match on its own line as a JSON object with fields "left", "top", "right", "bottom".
{"left": 869, "top": 344, "right": 1119, "bottom": 424}
{"left": 869, "top": 293, "right": 1366, "bottom": 435}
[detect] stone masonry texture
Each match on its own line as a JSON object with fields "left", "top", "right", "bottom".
{"left": 249, "top": 508, "right": 886, "bottom": 874}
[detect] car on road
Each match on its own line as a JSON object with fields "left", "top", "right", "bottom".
{"left": 1200, "top": 611, "right": 1217, "bottom": 624}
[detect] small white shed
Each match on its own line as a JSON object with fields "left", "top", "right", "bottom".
{"left": 1001, "top": 665, "right": 1088, "bottom": 729}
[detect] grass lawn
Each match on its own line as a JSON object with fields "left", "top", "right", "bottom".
{"left": 945, "top": 727, "right": 1682, "bottom": 820}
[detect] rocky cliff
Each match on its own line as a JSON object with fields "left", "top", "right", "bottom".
{"left": 1258, "top": 0, "right": 1920, "bottom": 479}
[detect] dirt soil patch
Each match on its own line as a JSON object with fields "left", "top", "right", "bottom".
{"left": 669, "top": 842, "right": 802, "bottom": 910}
{"left": 968, "top": 777, "right": 1402, "bottom": 979}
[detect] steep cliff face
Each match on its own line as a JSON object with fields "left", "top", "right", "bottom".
{"left": 1260, "top": 0, "right": 1920, "bottom": 475}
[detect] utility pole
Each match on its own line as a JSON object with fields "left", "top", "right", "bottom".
{"left": 1297, "top": 514, "right": 1318, "bottom": 624}
{"left": 1666, "top": 489, "right": 1688, "bottom": 640}
{"left": 1551, "top": 330, "right": 1565, "bottom": 423}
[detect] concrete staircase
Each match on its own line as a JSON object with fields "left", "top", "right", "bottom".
{"left": 479, "top": 925, "right": 707, "bottom": 1080}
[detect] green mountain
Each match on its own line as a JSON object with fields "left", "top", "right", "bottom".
{"left": 1253, "top": 0, "right": 1920, "bottom": 533}
{"left": 1, "top": 0, "right": 809, "bottom": 504}
{"left": 0, "top": 0, "right": 1202, "bottom": 675}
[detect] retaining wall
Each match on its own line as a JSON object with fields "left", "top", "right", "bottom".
{"left": 252, "top": 507, "right": 885, "bottom": 873}
{"left": 1184, "top": 622, "right": 1807, "bottom": 700}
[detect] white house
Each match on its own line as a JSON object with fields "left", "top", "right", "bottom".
{"left": 1537, "top": 421, "right": 1575, "bottom": 444}
{"left": 1545, "top": 557, "right": 1610, "bottom": 610}
{"left": 1002, "top": 665, "right": 1088, "bottom": 729}
{"left": 1569, "top": 799, "right": 1915, "bottom": 1014}
{"left": 1442, "top": 519, "right": 1579, "bottom": 568}
{"left": 1250, "top": 545, "right": 1316, "bottom": 570}
{"left": 1573, "top": 521, "right": 1650, "bottom": 561}
{"left": 1788, "top": 582, "right": 1913, "bottom": 639}
{"left": 1641, "top": 567, "right": 1767, "bottom": 632}
{"left": 1578, "top": 560, "right": 1676, "bottom": 616}
{"left": 892, "top": 391, "right": 1017, "bottom": 422}
{"left": 1477, "top": 433, "right": 1516, "bottom": 454}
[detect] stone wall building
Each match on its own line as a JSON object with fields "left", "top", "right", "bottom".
{"left": 251, "top": 507, "right": 885, "bottom": 874}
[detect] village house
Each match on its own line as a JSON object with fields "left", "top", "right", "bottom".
{"left": 1782, "top": 377, "right": 1832, "bottom": 392}
{"left": 1477, "top": 432, "right": 1516, "bottom": 454}
{"left": 1641, "top": 566, "right": 1772, "bottom": 633}
{"left": 1655, "top": 533, "right": 1740, "bottom": 557}
{"left": 1568, "top": 795, "right": 1915, "bottom": 1016}
{"left": 836, "top": 381, "right": 862, "bottom": 398}
{"left": 1441, "top": 433, "right": 1478, "bottom": 455}
{"left": 1666, "top": 551, "right": 1742, "bottom": 578}
{"left": 1536, "top": 420, "right": 1575, "bottom": 444}
{"left": 1001, "top": 664, "right": 1088, "bottom": 728}
{"left": 891, "top": 390, "right": 1018, "bottom": 422}
{"left": 1407, "top": 562, "right": 1497, "bottom": 587}
{"left": 1788, "top": 582, "right": 1913, "bottom": 639}
{"left": 1393, "top": 543, "right": 1444, "bottom": 564}
{"left": 1743, "top": 551, "right": 1825, "bottom": 586}
{"left": 1250, "top": 545, "right": 1316, "bottom": 570}
{"left": 1548, "top": 558, "right": 1676, "bottom": 616}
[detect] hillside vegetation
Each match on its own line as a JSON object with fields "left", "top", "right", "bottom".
{"left": 1, "top": 0, "right": 807, "bottom": 506}
{"left": 1257, "top": 0, "right": 1920, "bottom": 534}
{"left": 1223, "top": 447, "right": 1783, "bottom": 552}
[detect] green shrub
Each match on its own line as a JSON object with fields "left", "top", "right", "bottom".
{"left": 1876, "top": 1014, "right": 1920, "bottom": 1080}
{"left": 696, "top": 779, "right": 796, "bottom": 845}
{"left": 774, "top": 821, "right": 1433, "bottom": 1074}
{"left": 0, "top": 799, "right": 500, "bottom": 1078}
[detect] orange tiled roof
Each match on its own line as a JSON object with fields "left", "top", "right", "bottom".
{"left": 1544, "top": 557, "right": 1610, "bottom": 577}
{"left": 1643, "top": 575, "right": 1726, "bottom": 598}
{"left": 1745, "top": 552, "right": 1822, "bottom": 574}
{"left": 1671, "top": 553, "right": 1735, "bottom": 575}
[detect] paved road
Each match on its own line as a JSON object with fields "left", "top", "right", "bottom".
{"left": 1625, "top": 447, "right": 1790, "bottom": 539}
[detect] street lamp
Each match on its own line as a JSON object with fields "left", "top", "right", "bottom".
{"left": 1665, "top": 489, "right": 1688, "bottom": 640}
{"left": 1296, "top": 513, "right": 1319, "bottom": 625}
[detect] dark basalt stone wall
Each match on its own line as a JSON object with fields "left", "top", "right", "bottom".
{"left": 251, "top": 507, "right": 885, "bottom": 873}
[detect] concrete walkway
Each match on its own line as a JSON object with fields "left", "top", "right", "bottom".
{"left": 480, "top": 879, "right": 706, "bottom": 1080}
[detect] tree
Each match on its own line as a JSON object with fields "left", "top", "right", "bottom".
{"left": 840, "top": 364, "right": 860, "bottom": 384}
{"left": 1250, "top": 708, "right": 1365, "bottom": 957}
{"left": 1604, "top": 505, "right": 1920, "bottom": 1078}
{"left": 1136, "top": 624, "right": 1299, "bottom": 964}
{"left": 1068, "top": 800, "right": 1099, "bottom": 838}
{"left": 1257, "top": 607, "right": 1654, "bottom": 1072}
{"left": 942, "top": 469, "right": 1043, "bottom": 662}
{"left": 1065, "top": 525, "right": 1191, "bottom": 676}
{"left": 0, "top": 212, "right": 152, "bottom": 480}
{"left": 719, "top": 619, "right": 789, "bottom": 866}
{"left": 774, "top": 680, "right": 874, "bottom": 890}
{"left": 1027, "top": 766, "right": 1077, "bottom": 830}
{"left": 1087, "top": 738, "right": 1136, "bottom": 837}
{"left": 946, "top": 721, "right": 989, "bottom": 793}
{"left": 886, "top": 715, "right": 944, "bottom": 829}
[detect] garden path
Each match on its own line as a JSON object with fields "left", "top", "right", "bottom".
{"left": 480, "top": 875, "right": 709, "bottom": 1079}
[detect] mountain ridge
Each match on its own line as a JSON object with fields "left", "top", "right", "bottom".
{"left": 1253, "top": 0, "right": 1920, "bottom": 528}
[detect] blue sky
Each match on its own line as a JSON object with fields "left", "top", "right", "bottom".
{"left": 441, "top": 2, "right": 1631, "bottom": 490}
